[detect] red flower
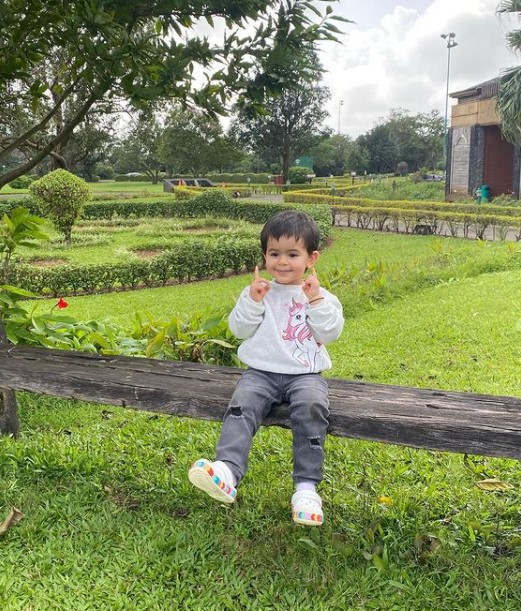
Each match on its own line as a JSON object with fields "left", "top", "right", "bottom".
{"left": 57, "top": 298, "right": 68, "bottom": 309}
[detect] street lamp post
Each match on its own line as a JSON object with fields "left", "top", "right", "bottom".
{"left": 337, "top": 100, "right": 344, "bottom": 135}
{"left": 441, "top": 32, "right": 458, "bottom": 169}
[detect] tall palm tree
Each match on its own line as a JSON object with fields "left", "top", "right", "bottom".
{"left": 496, "top": 1, "right": 521, "bottom": 142}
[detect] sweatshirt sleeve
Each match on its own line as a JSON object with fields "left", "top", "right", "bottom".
{"left": 306, "top": 291, "right": 344, "bottom": 345}
{"left": 228, "top": 286, "right": 266, "bottom": 339}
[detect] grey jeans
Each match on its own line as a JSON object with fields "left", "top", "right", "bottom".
{"left": 216, "top": 368, "right": 330, "bottom": 485}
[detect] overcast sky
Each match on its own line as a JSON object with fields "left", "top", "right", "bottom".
{"left": 318, "top": 0, "right": 518, "bottom": 137}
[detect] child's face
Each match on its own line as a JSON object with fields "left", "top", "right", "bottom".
{"left": 263, "top": 236, "right": 319, "bottom": 285}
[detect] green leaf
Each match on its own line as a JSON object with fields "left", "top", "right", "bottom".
{"left": 0, "top": 285, "right": 37, "bottom": 297}
{"left": 83, "top": 331, "right": 112, "bottom": 349}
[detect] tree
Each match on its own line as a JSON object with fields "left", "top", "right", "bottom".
{"left": 112, "top": 112, "right": 166, "bottom": 182}
{"left": 230, "top": 55, "right": 331, "bottom": 181}
{"left": 357, "top": 109, "right": 444, "bottom": 174}
{"left": 161, "top": 109, "right": 225, "bottom": 177}
{"left": 63, "top": 115, "right": 115, "bottom": 181}
{"left": 358, "top": 124, "right": 401, "bottom": 174}
{"left": 310, "top": 134, "right": 362, "bottom": 176}
{"left": 496, "top": 1, "right": 521, "bottom": 143}
{"left": 209, "top": 136, "right": 246, "bottom": 174}
{"left": 0, "top": 0, "right": 345, "bottom": 190}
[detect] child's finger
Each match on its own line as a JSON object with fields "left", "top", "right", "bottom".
{"left": 254, "top": 265, "right": 260, "bottom": 279}
{"left": 310, "top": 267, "right": 317, "bottom": 277}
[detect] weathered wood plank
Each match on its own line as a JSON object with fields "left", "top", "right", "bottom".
{"left": 1, "top": 344, "right": 520, "bottom": 459}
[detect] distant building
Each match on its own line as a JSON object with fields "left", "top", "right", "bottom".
{"left": 446, "top": 77, "right": 520, "bottom": 200}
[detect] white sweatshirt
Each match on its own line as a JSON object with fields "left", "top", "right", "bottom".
{"left": 228, "top": 281, "right": 344, "bottom": 375}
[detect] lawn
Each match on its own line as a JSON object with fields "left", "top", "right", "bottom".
{"left": 344, "top": 176, "right": 448, "bottom": 202}
{"left": 2, "top": 226, "right": 521, "bottom": 609}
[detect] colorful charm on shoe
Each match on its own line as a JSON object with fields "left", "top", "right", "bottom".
{"left": 291, "top": 490, "right": 323, "bottom": 526}
{"left": 188, "top": 458, "right": 237, "bottom": 504}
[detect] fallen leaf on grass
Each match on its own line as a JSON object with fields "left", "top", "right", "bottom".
{"left": 0, "top": 507, "right": 24, "bottom": 536}
{"left": 476, "top": 478, "right": 514, "bottom": 491}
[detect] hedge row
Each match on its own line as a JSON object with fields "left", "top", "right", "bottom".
{"left": 284, "top": 191, "right": 521, "bottom": 218}
{"left": 331, "top": 204, "right": 521, "bottom": 240}
{"left": 11, "top": 236, "right": 260, "bottom": 296}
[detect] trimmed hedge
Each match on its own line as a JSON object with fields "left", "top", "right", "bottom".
{"left": 10, "top": 236, "right": 260, "bottom": 296}
{"left": 330, "top": 204, "right": 521, "bottom": 240}
{"left": 284, "top": 190, "right": 521, "bottom": 218}
{"left": 284, "top": 190, "right": 521, "bottom": 240}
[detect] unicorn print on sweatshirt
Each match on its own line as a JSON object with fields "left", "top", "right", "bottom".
{"left": 282, "top": 299, "right": 324, "bottom": 372}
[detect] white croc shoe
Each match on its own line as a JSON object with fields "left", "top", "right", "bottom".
{"left": 291, "top": 490, "right": 324, "bottom": 526}
{"left": 188, "top": 459, "right": 237, "bottom": 504}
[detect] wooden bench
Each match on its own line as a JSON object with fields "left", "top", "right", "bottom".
{"left": 1, "top": 343, "right": 521, "bottom": 459}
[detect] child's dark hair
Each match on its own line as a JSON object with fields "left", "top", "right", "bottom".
{"left": 260, "top": 210, "right": 320, "bottom": 254}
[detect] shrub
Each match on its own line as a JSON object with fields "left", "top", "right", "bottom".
{"left": 29, "top": 169, "right": 92, "bottom": 244}
{"left": 288, "top": 166, "right": 312, "bottom": 184}
{"left": 8, "top": 175, "right": 33, "bottom": 189}
{"left": 491, "top": 193, "right": 519, "bottom": 207}
{"left": 95, "top": 164, "right": 115, "bottom": 180}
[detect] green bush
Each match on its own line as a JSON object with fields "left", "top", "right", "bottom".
{"left": 8, "top": 175, "right": 33, "bottom": 189}
{"left": 30, "top": 170, "right": 92, "bottom": 244}
{"left": 288, "top": 166, "right": 312, "bottom": 184}
{"left": 95, "top": 164, "right": 115, "bottom": 180}
{"left": 0, "top": 197, "right": 38, "bottom": 217}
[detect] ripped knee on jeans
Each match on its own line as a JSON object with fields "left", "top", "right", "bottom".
{"left": 309, "top": 436, "right": 322, "bottom": 449}
{"left": 229, "top": 405, "right": 244, "bottom": 418}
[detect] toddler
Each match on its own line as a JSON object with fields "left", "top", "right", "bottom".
{"left": 189, "top": 210, "right": 344, "bottom": 525}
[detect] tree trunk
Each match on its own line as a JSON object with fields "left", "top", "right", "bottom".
{"left": 0, "top": 318, "right": 19, "bottom": 437}
{"left": 0, "top": 388, "right": 19, "bottom": 438}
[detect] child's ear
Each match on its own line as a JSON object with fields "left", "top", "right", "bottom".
{"left": 307, "top": 251, "right": 320, "bottom": 268}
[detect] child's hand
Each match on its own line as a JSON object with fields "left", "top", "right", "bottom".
{"left": 249, "top": 266, "right": 271, "bottom": 302}
{"left": 303, "top": 267, "right": 321, "bottom": 301}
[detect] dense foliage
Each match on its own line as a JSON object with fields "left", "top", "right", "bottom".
{"left": 0, "top": 0, "right": 344, "bottom": 188}
{"left": 496, "top": 1, "right": 521, "bottom": 143}
{"left": 231, "top": 54, "right": 331, "bottom": 182}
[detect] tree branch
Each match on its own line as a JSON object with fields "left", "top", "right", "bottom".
{"left": 0, "top": 88, "right": 106, "bottom": 188}
{"left": 0, "top": 81, "right": 77, "bottom": 164}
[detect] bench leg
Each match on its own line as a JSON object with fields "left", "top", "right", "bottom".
{"left": 0, "top": 388, "right": 19, "bottom": 438}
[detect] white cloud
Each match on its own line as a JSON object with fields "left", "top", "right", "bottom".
{"left": 319, "top": 0, "right": 518, "bottom": 137}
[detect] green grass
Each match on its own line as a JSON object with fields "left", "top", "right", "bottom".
{"left": 345, "top": 177, "right": 447, "bottom": 201}
{"left": 4, "top": 227, "right": 521, "bottom": 609}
